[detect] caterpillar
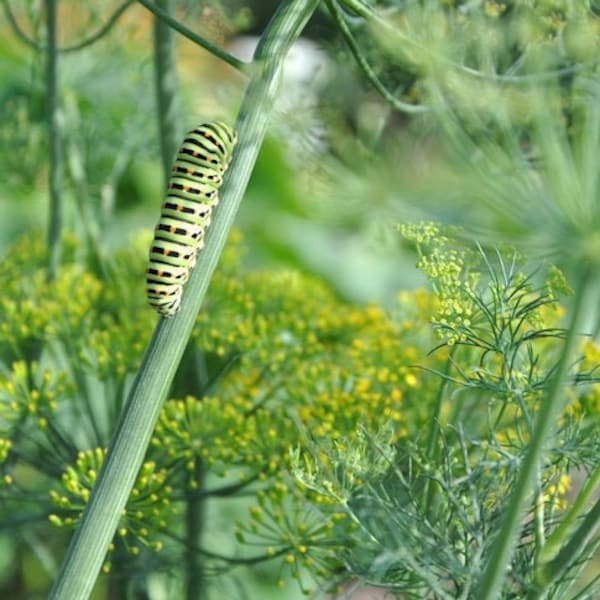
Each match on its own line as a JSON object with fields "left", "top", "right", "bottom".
{"left": 146, "top": 121, "right": 237, "bottom": 317}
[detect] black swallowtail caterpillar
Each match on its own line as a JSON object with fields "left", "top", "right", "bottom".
{"left": 146, "top": 121, "right": 237, "bottom": 317}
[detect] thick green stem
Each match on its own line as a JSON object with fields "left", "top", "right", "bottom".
{"left": 476, "top": 268, "right": 593, "bottom": 599}
{"left": 153, "top": 0, "right": 181, "bottom": 184}
{"left": 45, "top": 0, "right": 62, "bottom": 281}
{"left": 48, "top": 1, "right": 320, "bottom": 598}
{"left": 540, "top": 460, "right": 600, "bottom": 565}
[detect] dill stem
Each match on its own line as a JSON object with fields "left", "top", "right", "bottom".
{"left": 185, "top": 463, "right": 206, "bottom": 600}
{"left": 137, "top": 0, "right": 248, "bottom": 73}
{"left": 45, "top": 0, "right": 62, "bottom": 281}
{"left": 48, "top": 2, "right": 320, "bottom": 598}
{"left": 477, "top": 267, "right": 594, "bottom": 599}
{"left": 153, "top": 0, "right": 181, "bottom": 185}
{"left": 529, "top": 460, "right": 600, "bottom": 596}
{"left": 423, "top": 346, "right": 455, "bottom": 516}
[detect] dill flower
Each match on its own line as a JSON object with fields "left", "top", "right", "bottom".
{"left": 49, "top": 448, "right": 174, "bottom": 566}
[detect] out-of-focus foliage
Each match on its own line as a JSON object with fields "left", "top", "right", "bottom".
{"left": 298, "top": 0, "right": 600, "bottom": 309}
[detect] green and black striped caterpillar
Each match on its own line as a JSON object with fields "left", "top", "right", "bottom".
{"left": 146, "top": 121, "right": 237, "bottom": 317}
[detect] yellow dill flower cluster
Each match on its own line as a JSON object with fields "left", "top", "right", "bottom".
{"left": 81, "top": 320, "right": 151, "bottom": 381}
{"left": 236, "top": 482, "right": 351, "bottom": 592}
{"left": 291, "top": 425, "right": 397, "bottom": 506}
{"left": 194, "top": 268, "right": 338, "bottom": 356}
{"left": 0, "top": 438, "right": 11, "bottom": 464}
{"left": 0, "top": 231, "right": 168, "bottom": 571}
{"left": 399, "top": 222, "right": 476, "bottom": 345}
{"left": 49, "top": 448, "right": 174, "bottom": 567}
{"left": 0, "top": 233, "right": 46, "bottom": 279}
{"left": 0, "top": 261, "right": 103, "bottom": 364}
{"left": 482, "top": 1, "right": 507, "bottom": 18}
{"left": 152, "top": 394, "right": 293, "bottom": 486}
{"left": 193, "top": 265, "right": 424, "bottom": 442}
{"left": 0, "top": 436, "right": 12, "bottom": 486}
{"left": 429, "top": 0, "right": 587, "bottom": 37}
{"left": 0, "top": 230, "right": 438, "bottom": 586}
{"left": 573, "top": 340, "right": 600, "bottom": 415}
{"left": 0, "top": 360, "right": 72, "bottom": 429}
{"left": 542, "top": 470, "right": 571, "bottom": 511}
{"left": 234, "top": 427, "right": 395, "bottom": 591}
{"left": 396, "top": 288, "right": 438, "bottom": 332}
{"left": 152, "top": 273, "right": 427, "bottom": 502}
{"left": 398, "top": 222, "right": 575, "bottom": 412}
{"left": 75, "top": 238, "right": 155, "bottom": 380}
{"left": 4, "top": 226, "right": 591, "bottom": 594}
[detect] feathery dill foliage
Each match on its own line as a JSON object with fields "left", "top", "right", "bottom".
{"left": 0, "top": 229, "right": 435, "bottom": 593}
{"left": 286, "top": 223, "right": 600, "bottom": 598}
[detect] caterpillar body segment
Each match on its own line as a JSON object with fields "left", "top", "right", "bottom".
{"left": 146, "top": 122, "right": 237, "bottom": 317}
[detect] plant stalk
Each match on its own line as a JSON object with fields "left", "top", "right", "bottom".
{"left": 423, "top": 346, "right": 455, "bottom": 516}
{"left": 137, "top": 0, "right": 248, "bottom": 73}
{"left": 49, "top": 1, "right": 320, "bottom": 598}
{"left": 45, "top": 0, "right": 62, "bottom": 281}
{"left": 539, "top": 460, "right": 600, "bottom": 565}
{"left": 528, "top": 465, "right": 600, "bottom": 597}
{"left": 153, "top": 0, "right": 181, "bottom": 185}
{"left": 477, "top": 267, "right": 593, "bottom": 599}
{"left": 185, "top": 463, "right": 206, "bottom": 600}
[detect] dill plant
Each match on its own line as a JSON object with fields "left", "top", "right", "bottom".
{"left": 285, "top": 225, "right": 600, "bottom": 598}
{"left": 306, "top": 4, "right": 600, "bottom": 595}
